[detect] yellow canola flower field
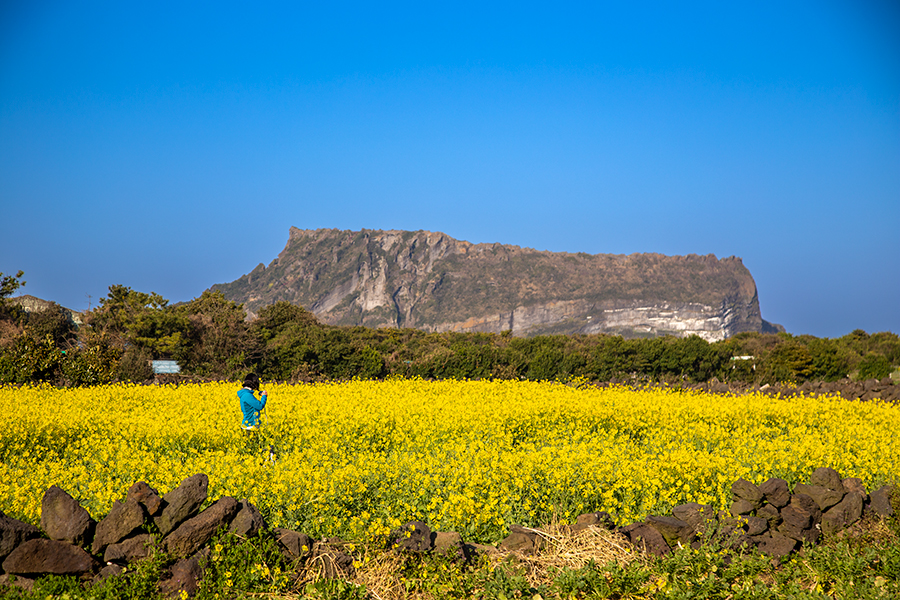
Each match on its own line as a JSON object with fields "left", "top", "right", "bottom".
{"left": 1, "top": 379, "right": 898, "bottom": 543}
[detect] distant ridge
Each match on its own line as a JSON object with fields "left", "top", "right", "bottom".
{"left": 210, "top": 228, "right": 783, "bottom": 340}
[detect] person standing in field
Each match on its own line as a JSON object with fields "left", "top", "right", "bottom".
{"left": 238, "top": 373, "right": 267, "bottom": 431}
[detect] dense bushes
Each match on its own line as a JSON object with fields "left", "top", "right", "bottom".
{"left": 0, "top": 277, "right": 898, "bottom": 386}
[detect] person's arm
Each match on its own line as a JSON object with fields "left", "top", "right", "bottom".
{"left": 240, "top": 389, "right": 265, "bottom": 411}
{"left": 259, "top": 390, "right": 268, "bottom": 410}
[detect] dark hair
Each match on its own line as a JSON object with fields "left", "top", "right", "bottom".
{"left": 242, "top": 373, "right": 260, "bottom": 390}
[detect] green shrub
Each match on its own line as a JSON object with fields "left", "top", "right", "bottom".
{"left": 857, "top": 353, "right": 893, "bottom": 381}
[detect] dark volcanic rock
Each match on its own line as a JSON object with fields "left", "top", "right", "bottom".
{"left": 0, "top": 510, "right": 40, "bottom": 562}
{"left": 228, "top": 500, "right": 267, "bottom": 538}
{"left": 92, "top": 499, "right": 147, "bottom": 554}
{"left": 809, "top": 468, "right": 844, "bottom": 492}
{"left": 574, "top": 511, "right": 616, "bottom": 531}
{"left": 158, "top": 556, "right": 203, "bottom": 598}
{"left": 731, "top": 479, "right": 763, "bottom": 507}
{"left": 2, "top": 539, "right": 98, "bottom": 576}
{"left": 758, "top": 478, "right": 791, "bottom": 508}
{"left": 127, "top": 481, "right": 164, "bottom": 517}
{"left": 93, "top": 563, "right": 124, "bottom": 585}
{"left": 41, "top": 486, "right": 96, "bottom": 547}
{"left": 155, "top": 474, "right": 209, "bottom": 537}
{"left": 755, "top": 531, "right": 798, "bottom": 557}
{"left": 869, "top": 486, "right": 895, "bottom": 517}
{"left": 745, "top": 516, "right": 769, "bottom": 536}
{"left": 822, "top": 493, "right": 864, "bottom": 535}
{"left": 779, "top": 504, "right": 812, "bottom": 541}
{"left": 645, "top": 515, "right": 694, "bottom": 546}
{"left": 0, "top": 573, "right": 35, "bottom": 593}
{"left": 391, "top": 521, "right": 435, "bottom": 553}
{"left": 103, "top": 534, "right": 156, "bottom": 564}
{"left": 793, "top": 484, "right": 843, "bottom": 512}
{"left": 311, "top": 540, "right": 355, "bottom": 578}
{"left": 672, "top": 503, "right": 716, "bottom": 534}
{"left": 779, "top": 495, "right": 821, "bottom": 545}
{"left": 619, "top": 523, "right": 670, "bottom": 556}
{"left": 274, "top": 528, "right": 312, "bottom": 560}
{"left": 791, "top": 494, "right": 823, "bottom": 525}
{"left": 164, "top": 497, "right": 239, "bottom": 559}
{"left": 433, "top": 531, "right": 466, "bottom": 560}
{"left": 841, "top": 478, "right": 867, "bottom": 500}
{"left": 730, "top": 499, "right": 755, "bottom": 516}
{"left": 756, "top": 503, "right": 782, "bottom": 528}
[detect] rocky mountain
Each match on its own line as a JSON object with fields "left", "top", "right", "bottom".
{"left": 210, "top": 227, "right": 783, "bottom": 340}
{"left": 10, "top": 295, "right": 83, "bottom": 326}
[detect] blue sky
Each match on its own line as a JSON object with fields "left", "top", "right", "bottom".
{"left": 1, "top": 1, "right": 898, "bottom": 338}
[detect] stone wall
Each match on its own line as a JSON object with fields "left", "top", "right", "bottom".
{"left": 0, "top": 468, "right": 894, "bottom": 596}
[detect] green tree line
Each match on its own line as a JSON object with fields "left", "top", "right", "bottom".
{"left": 1, "top": 272, "right": 897, "bottom": 386}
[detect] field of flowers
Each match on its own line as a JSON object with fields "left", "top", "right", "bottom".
{"left": 2, "top": 379, "right": 898, "bottom": 544}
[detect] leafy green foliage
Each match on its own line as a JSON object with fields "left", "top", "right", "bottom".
{"left": 175, "top": 291, "right": 259, "bottom": 379}
{"left": 85, "top": 285, "right": 188, "bottom": 357}
{"left": 196, "top": 531, "right": 292, "bottom": 598}
{"left": 0, "top": 270, "right": 26, "bottom": 321}
{"left": 858, "top": 353, "right": 893, "bottom": 381}
{"left": 758, "top": 338, "right": 814, "bottom": 384}
{"left": 22, "top": 301, "right": 77, "bottom": 347}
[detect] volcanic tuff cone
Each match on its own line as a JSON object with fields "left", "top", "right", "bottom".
{"left": 210, "top": 228, "right": 782, "bottom": 340}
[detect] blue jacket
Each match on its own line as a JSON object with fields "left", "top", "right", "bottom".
{"left": 238, "top": 387, "right": 267, "bottom": 429}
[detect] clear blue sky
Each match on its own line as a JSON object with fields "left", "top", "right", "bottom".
{"left": 1, "top": 1, "right": 898, "bottom": 338}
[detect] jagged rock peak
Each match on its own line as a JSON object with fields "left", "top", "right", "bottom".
{"left": 210, "top": 227, "right": 782, "bottom": 340}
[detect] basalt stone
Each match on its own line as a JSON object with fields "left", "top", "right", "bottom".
{"left": 809, "top": 468, "right": 844, "bottom": 492}
{"left": 0, "top": 510, "right": 40, "bottom": 562}
{"left": 273, "top": 528, "right": 312, "bottom": 560}
{"left": 793, "top": 484, "right": 843, "bottom": 512}
{"left": 228, "top": 500, "right": 267, "bottom": 538}
{"left": 645, "top": 515, "right": 694, "bottom": 546}
{"left": 756, "top": 503, "right": 782, "bottom": 528}
{"left": 155, "top": 474, "right": 209, "bottom": 537}
{"left": 791, "top": 494, "right": 823, "bottom": 525}
{"left": 164, "top": 497, "right": 239, "bottom": 559}
{"left": 501, "top": 530, "right": 537, "bottom": 553}
{"left": 93, "top": 563, "right": 124, "bottom": 585}
{"left": 868, "top": 486, "right": 895, "bottom": 517}
{"left": 311, "top": 540, "right": 355, "bottom": 578}
{"left": 779, "top": 501, "right": 820, "bottom": 545}
{"left": 466, "top": 542, "right": 500, "bottom": 557}
{"left": 842, "top": 478, "right": 867, "bottom": 500}
{"left": 755, "top": 531, "right": 798, "bottom": 557}
{"left": 127, "top": 481, "right": 164, "bottom": 517}
{"left": 0, "top": 573, "right": 35, "bottom": 592}
{"left": 391, "top": 521, "right": 435, "bottom": 553}
{"left": 2, "top": 539, "right": 98, "bottom": 576}
{"left": 758, "top": 478, "right": 791, "bottom": 508}
{"left": 433, "top": 531, "right": 466, "bottom": 560}
{"left": 619, "top": 523, "right": 670, "bottom": 556}
{"left": 103, "top": 534, "right": 156, "bottom": 564}
{"left": 40, "top": 486, "right": 96, "bottom": 547}
{"left": 822, "top": 493, "right": 864, "bottom": 535}
{"left": 672, "top": 503, "right": 717, "bottom": 534}
{"left": 730, "top": 499, "right": 755, "bottom": 516}
{"left": 574, "top": 511, "right": 616, "bottom": 531}
{"left": 731, "top": 479, "right": 763, "bottom": 507}
{"left": 158, "top": 556, "right": 203, "bottom": 598}
{"left": 725, "top": 532, "right": 754, "bottom": 552}
{"left": 745, "top": 516, "right": 769, "bottom": 536}
{"left": 92, "top": 499, "right": 147, "bottom": 554}
{"left": 779, "top": 504, "right": 811, "bottom": 535}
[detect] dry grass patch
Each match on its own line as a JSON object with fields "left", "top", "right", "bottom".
{"left": 497, "top": 522, "right": 639, "bottom": 590}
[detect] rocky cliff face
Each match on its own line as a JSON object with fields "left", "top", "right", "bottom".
{"left": 210, "top": 228, "right": 782, "bottom": 340}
